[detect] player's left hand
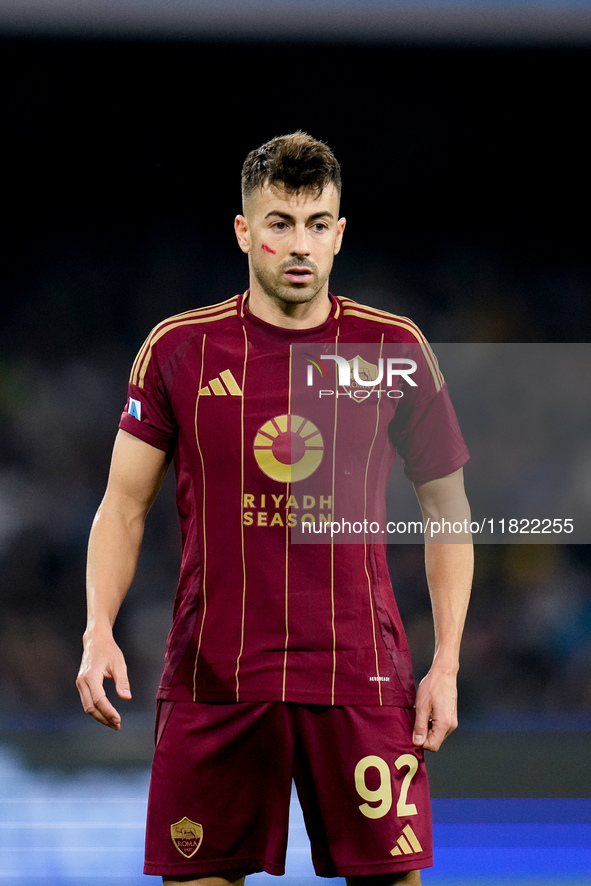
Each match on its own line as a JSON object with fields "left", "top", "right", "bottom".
{"left": 412, "top": 665, "right": 458, "bottom": 752}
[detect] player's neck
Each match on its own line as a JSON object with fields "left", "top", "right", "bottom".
{"left": 246, "top": 284, "right": 332, "bottom": 330}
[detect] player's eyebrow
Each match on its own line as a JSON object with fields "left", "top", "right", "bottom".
{"left": 264, "top": 210, "right": 335, "bottom": 223}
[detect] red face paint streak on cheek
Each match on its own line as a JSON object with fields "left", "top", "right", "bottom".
{"left": 261, "top": 243, "right": 276, "bottom": 254}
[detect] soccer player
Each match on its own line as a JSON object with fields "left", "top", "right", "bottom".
{"left": 77, "top": 132, "right": 473, "bottom": 886}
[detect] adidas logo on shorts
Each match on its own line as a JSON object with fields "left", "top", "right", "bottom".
{"left": 390, "top": 824, "right": 423, "bottom": 856}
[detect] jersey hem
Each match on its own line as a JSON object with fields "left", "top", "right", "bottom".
{"left": 319, "top": 854, "right": 433, "bottom": 877}
{"left": 156, "top": 689, "right": 416, "bottom": 707}
{"left": 144, "top": 858, "right": 285, "bottom": 877}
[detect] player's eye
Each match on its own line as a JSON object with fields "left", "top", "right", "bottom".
{"left": 311, "top": 223, "right": 328, "bottom": 232}
{"left": 271, "top": 221, "right": 288, "bottom": 231}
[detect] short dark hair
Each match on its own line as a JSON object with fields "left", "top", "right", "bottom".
{"left": 241, "top": 131, "right": 341, "bottom": 203}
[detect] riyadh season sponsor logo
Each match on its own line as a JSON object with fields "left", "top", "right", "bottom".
{"left": 253, "top": 414, "right": 324, "bottom": 482}
{"left": 243, "top": 491, "right": 332, "bottom": 527}
{"left": 303, "top": 353, "right": 417, "bottom": 400}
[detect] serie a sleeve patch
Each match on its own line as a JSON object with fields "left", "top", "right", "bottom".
{"left": 128, "top": 398, "right": 142, "bottom": 420}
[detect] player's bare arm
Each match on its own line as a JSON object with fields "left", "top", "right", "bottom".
{"left": 412, "top": 468, "right": 473, "bottom": 752}
{"left": 76, "top": 429, "right": 169, "bottom": 729}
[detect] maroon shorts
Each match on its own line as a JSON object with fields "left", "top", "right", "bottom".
{"left": 144, "top": 701, "right": 432, "bottom": 879}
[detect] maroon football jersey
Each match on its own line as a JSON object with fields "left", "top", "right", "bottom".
{"left": 119, "top": 293, "right": 469, "bottom": 707}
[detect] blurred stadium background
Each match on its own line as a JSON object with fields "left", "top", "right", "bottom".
{"left": 0, "top": 1, "right": 590, "bottom": 883}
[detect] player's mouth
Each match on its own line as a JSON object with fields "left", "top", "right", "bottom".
{"left": 283, "top": 267, "right": 314, "bottom": 284}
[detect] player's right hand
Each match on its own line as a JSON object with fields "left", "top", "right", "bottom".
{"left": 76, "top": 632, "right": 132, "bottom": 730}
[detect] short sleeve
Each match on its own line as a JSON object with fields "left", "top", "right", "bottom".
{"left": 390, "top": 383, "right": 469, "bottom": 484}
{"left": 388, "top": 339, "right": 469, "bottom": 484}
{"left": 119, "top": 338, "right": 178, "bottom": 453}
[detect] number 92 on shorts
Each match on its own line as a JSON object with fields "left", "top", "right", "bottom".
{"left": 144, "top": 700, "right": 433, "bottom": 879}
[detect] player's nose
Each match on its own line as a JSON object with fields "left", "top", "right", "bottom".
{"left": 291, "top": 225, "right": 311, "bottom": 255}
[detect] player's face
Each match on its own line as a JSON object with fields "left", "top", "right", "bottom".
{"left": 235, "top": 184, "right": 346, "bottom": 309}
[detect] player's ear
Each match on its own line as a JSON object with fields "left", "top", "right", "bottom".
{"left": 235, "top": 215, "right": 251, "bottom": 254}
{"left": 333, "top": 217, "right": 346, "bottom": 255}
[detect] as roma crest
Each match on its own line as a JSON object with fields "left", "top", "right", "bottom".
{"left": 342, "top": 355, "right": 381, "bottom": 403}
{"left": 171, "top": 817, "right": 203, "bottom": 858}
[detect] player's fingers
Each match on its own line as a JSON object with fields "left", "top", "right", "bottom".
{"left": 76, "top": 675, "right": 121, "bottom": 729}
{"left": 423, "top": 713, "right": 458, "bottom": 753}
{"left": 76, "top": 673, "right": 99, "bottom": 717}
{"left": 412, "top": 704, "right": 431, "bottom": 746}
{"left": 422, "top": 719, "right": 446, "bottom": 752}
{"left": 92, "top": 690, "right": 122, "bottom": 728}
{"left": 77, "top": 680, "right": 111, "bottom": 727}
{"left": 113, "top": 663, "right": 132, "bottom": 700}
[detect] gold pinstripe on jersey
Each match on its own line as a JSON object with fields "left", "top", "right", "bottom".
{"left": 362, "top": 333, "right": 386, "bottom": 705}
{"left": 234, "top": 324, "right": 250, "bottom": 702}
{"left": 192, "top": 334, "right": 209, "bottom": 701}
{"left": 281, "top": 348, "right": 293, "bottom": 702}
{"left": 329, "top": 326, "right": 341, "bottom": 704}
